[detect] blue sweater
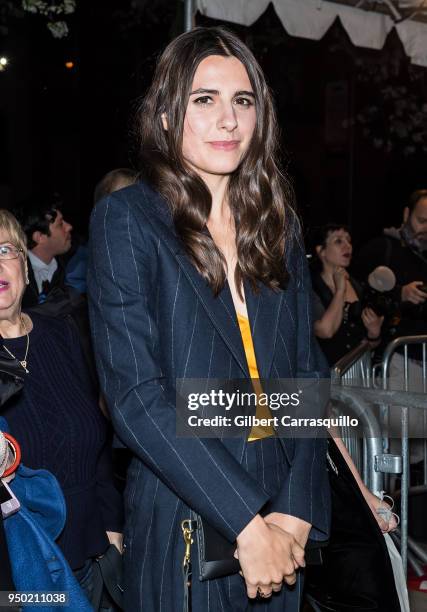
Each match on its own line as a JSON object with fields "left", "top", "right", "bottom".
{"left": 2, "top": 312, "right": 123, "bottom": 569}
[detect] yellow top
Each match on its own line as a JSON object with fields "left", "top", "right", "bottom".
{"left": 237, "top": 314, "right": 275, "bottom": 441}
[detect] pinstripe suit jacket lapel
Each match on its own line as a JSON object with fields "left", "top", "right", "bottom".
{"left": 136, "top": 181, "right": 285, "bottom": 380}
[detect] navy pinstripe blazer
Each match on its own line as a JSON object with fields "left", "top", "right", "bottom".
{"left": 87, "top": 180, "right": 330, "bottom": 605}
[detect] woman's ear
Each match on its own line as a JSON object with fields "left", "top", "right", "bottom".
{"left": 161, "top": 113, "right": 168, "bottom": 131}
{"left": 315, "top": 245, "right": 323, "bottom": 258}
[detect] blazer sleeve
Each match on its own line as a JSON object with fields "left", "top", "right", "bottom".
{"left": 87, "top": 194, "right": 269, "bottom": 543}
{"left": 268, "top": 229, "right": 331, "bottom": 541}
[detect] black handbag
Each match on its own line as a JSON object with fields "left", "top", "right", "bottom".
{"left": 189, "top": 514, "right": 328, "bottom": 582}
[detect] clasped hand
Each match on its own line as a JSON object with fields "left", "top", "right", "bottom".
{"left": 235, "top": 513, "right": 310, "bottom": 599}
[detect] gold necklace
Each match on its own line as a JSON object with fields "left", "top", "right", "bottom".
{"left": 2, "top": 315, "right": 30, "bottom": 374}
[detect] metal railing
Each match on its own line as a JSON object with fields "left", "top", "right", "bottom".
{"left": 331, "top": 335, "right": 427, "bottom": 575}
{"left": 380, "top": 335, "right": 427, "bottom": 575}
{"left": 332, "top": 340, "right": 373, "bottom": 478}
{"left": 332, "top": 340, "right": 372, "bottom": 387}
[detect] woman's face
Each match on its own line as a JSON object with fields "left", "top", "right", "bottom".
{"left": 318, "top": 229, "right": 352, "bottom": 269}
{"left": 0, "top": 230, "right": 26, "bottom": 316}
{"left": 180, "top": 54, "right": 256, "bottom": 181}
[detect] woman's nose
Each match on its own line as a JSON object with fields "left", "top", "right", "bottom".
{"left": 217, "top": 103, "right": 238, "bottom": 131}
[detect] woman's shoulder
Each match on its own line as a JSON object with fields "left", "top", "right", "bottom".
{"left": 90, "top": 179, "right": 174, "bottom": 250}
{"left": 93, "top": 179, "right": 170, "bottom": 219}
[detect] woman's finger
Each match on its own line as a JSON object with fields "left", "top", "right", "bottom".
{"left": 283, "top": 570, "right": 297, "bottom": 586}
{"left": 257, "top": 586, "right": 273, "bottom": 599}
{"left": 291, "top": 540, "right": 305, "bottom": 568}
{"left": 246, "top": 582, "right": 259, "bottom": 599}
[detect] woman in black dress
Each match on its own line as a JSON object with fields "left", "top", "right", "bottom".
{"left": 310, "top": 224, "right": 383, "bottom": 366}
{"left": 306, "top": 224, "right": 402, "bottom": 611}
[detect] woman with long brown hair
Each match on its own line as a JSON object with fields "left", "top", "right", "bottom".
{"left": 88, "top": 26, "right": 330, "bottom": 611}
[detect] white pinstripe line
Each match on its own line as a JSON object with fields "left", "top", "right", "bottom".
{"left": 182, "top": 301, "right": 198, "bottom": 380}
{"left": 218, "top": 294, "right": 238, "bottom": 326}
{"left": 171, "top": 268, "right": 182, "bottom": 377}
{"left": 215, "top": 580, "right": 225, "bottom": 611}
{"left": 282, "top": 298, "right": 296, "bottom": 329}
{"left": 207, "top": 579, "right": 210, "bottom": 611}
{"left": 260, "top": 440, "right": 266, "bottom": 490}
{"left": 288, "top": 469, "right": 293, "bottom": 514}
{"left": 278, "top": 330, "right": 293, "bottom": 372}
{"left": 238, "top": 438, "right": 246, "bottom": 464}
{"left": 103, "top": 201, "right": 140, "bottom": 382}
{"left": 252, "top": 294, "right": 260, "bottom": 333}
{"left": 127, "top": 203, "right": 141, "bottom": 294}
{"left": 90, "top": 245, "right": 108, "bottom": 391}
{"left": 206, "top": 329, "right": 215, "bottom": 380}
{"left": 274, "top": 440, "right": 281, "bottom": 490}
{"left": 159, "top": 498, "right": 180, "bottom": 611}
{"left": 139, "top": 479, "right": 159, "bottom": 604}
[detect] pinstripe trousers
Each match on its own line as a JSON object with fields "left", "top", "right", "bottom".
{"left": 123, "top": 437, "right": 303, "bottom": 612}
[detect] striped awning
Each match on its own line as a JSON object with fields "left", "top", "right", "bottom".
{"left": 195, "top": 0, "right": 427, "bottom": 66}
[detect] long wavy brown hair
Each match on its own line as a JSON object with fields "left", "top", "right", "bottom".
{"left": 136, "top": 26, "right": 296, "bottom": 296}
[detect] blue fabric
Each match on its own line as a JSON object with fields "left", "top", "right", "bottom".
{"left": 65, "top": 244, "right": 89, "bottom": 294}
{"left": 0, "top": 418, "right": 92, "bottom": 612}
{"left": 87, "top": 180, "right": 331, "bottom": 611}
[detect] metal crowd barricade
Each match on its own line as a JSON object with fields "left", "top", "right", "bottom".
{"left": 331, "top": 335, "right": 427, "bottom": 575}
{"left": 332, "top": 340, "right": 373, "bottom": 479}
{"left": 380, "top": 335, "right": 427, "bottom": 576}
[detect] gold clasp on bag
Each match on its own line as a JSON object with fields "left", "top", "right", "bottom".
{"left": 181, "top": 519, "right": 194, "bottom": 569}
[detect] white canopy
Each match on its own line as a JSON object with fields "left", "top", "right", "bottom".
{"left": 195, "top": 0, "right": 427, "bottom": 67}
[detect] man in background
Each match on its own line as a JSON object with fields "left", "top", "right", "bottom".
{"left": 354, "top": 189, "right": 427, "bottom": 346}
{"left": 354, "top": 189, "right": 427, "bottom": 466}
{"left": 16, "top": 195, "right": 73, "bottom": 309}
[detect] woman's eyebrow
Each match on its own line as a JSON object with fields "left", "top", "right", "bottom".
{"left": 189, "top": 87, "right": 255, "bottom": 98}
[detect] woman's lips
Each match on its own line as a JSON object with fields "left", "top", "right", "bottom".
{"left": 0, "top": 280, "right": 9, "bottom": 292}
{"left": 208, "top": 141, "right": 240, "bottom": 151}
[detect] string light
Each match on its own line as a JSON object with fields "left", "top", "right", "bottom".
{"left": 65, "top": 61, "right": 74, "bottom": 69}
{"left": 0, "top": 57, "right": 8, "bottom": 72}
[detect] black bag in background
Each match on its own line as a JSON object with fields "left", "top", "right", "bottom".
{"left": 91, "top": 545, "right": 124, "bottom": 611}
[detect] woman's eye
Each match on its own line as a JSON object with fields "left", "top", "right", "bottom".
{"left": 234, "top": 97, "right": 254, "bottom": 107}
{"left": 194, "top": 96, "right": 213, "bottom": 105}
{"left": 0, "top": 246, "right": 10, "bottom": 255}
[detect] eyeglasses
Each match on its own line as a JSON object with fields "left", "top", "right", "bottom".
{"left": 0, "top": 244, "right": 24, "bottom": 260}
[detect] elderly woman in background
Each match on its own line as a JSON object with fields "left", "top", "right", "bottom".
{"left": 0, "top": 210, "right": 123, "bottom": 603}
